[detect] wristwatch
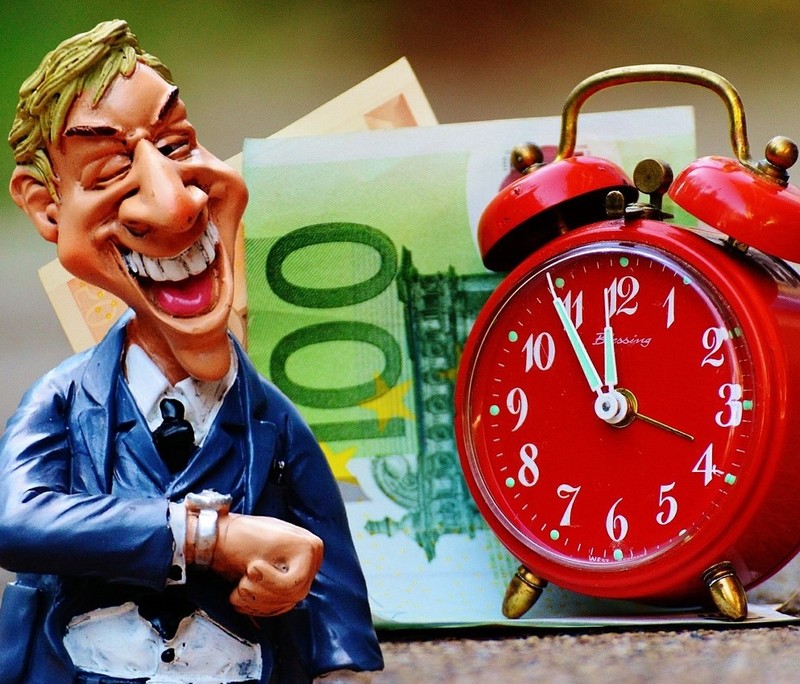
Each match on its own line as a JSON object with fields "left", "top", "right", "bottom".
{"left": 184, "top": 490, "right": 233, "bottom": 567}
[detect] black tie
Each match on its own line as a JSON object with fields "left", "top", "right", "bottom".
{"left": 152, "top": 398, "right": 196, "bottom": 473}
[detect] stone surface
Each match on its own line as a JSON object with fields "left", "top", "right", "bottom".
{"left": 324, "top": 625, "right": 800, "bottom": 683}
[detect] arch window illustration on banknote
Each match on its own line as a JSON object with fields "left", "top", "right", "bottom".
{"left": 365, "top": 249, "right": 501, "bottom": 560}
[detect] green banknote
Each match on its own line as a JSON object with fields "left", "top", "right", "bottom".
{"left": 243, "top": 107, "right": 696, "bottom": 626}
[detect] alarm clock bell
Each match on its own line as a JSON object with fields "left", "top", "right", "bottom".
{"left": 458, "top": 64, "right": 800, "bottom": 622}
{"left": 480, "top": 64, "right": 800, "bottom": 269}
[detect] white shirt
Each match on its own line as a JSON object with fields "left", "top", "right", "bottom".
{"left": 64, "top": 602, "right": 262, "bottom": 683}
{"left": 124, "top": 342, "right": 238, "bottom": 446}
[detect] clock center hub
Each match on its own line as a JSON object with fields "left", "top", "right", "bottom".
{"left": 594, "top": 388, "right": 638, "bottom": 427}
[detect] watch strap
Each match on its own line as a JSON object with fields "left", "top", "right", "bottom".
{"left": 185, "top": 490, "right": 232, "bottom": 568}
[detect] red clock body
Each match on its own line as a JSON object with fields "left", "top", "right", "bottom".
{"left": 455, "top": 216, "right": 800, "bottom": 604}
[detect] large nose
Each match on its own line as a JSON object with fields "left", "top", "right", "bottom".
{"left": 118, "top": 140, "right": 207, "bottom": 237}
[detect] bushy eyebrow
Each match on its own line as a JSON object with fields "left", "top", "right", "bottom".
{"left": 158, "top": 87, "right": 181, "bottom": 121}
{"left": 62, "top": 87, "right": 182, "bottom": 140}
{"left": 64, "top": 125, "right": 119, "bottom": 138}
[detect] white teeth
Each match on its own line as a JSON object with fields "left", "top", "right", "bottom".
{"left": 158, "top": 258, "right": 189, "bottom": 281}
{"left": 200, "top": 231, "right": 215, "bottom": 264}
{"left": 143, "top": 257, "right": 165, "bottom": 281}
{"left": 123, "top": 224, "right": 218, "bottom": 282}
{"left": 181, "top": 248, "right": 209, "bottom": 276}
{"left": 126, "top": 251, "right": 144, "bottom": 276}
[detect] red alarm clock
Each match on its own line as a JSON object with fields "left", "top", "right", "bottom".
{"left": 455, "top": 65, "right": 800, "bottom": 621}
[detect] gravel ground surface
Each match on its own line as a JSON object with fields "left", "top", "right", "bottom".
{"left": 313, "top": 564, "right": 800, "bottom": 683}
{"left": 323, "top": 624, "right": 800, "bottom": 683}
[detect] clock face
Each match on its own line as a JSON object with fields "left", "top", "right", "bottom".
{"left": 459, "top": 241, "right": 757, "bottom": 574}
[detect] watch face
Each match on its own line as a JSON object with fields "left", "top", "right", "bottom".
{"left": 459, "top": 241, "right": 756, "bottom": 573}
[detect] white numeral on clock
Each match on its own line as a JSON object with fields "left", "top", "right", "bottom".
{"left": 518, "top": 443, "right": 540, "bottom": 487}
{"left": 523, "top": 332, "right": 555, "bottom": 372}
{"left": 715, "top": 382, "right": 743, "bottom": 428}
{"left": 693, "top": 443, "right": 723, "bottom": 486}
{"left": 606, "top": 497, "right": 629, "bottom": 542}
{"left": 701, "top": 327, "right": 728, "bottom": 367}
{"left": 562, "top": 290, "right": 584, "bottom": 329}
{"left": 506, "top": 387, "right": 528, "bottom": 432}
{"left": 563, "top": 290, "right": 583, "bottom": 329}
{"left": 656, "top": 482, "right": 678, "bottom": 525}
{"left": 557, "top": 484, "right": 581, "bottom": 526}
{"left": 607, "top": 276, "right": 639, "bottom": 317}
{"left": 663, "top": 287, "right": 675, "bottom": 329}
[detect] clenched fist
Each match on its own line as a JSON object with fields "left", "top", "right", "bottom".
{"left": 187, "top": 511, "right": 323, "bottom": 616}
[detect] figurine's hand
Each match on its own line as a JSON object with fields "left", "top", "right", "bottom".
{"left": 212, "top": 512, "right": 323, "bottom": 616}
{"left": 228, "top": 558, "right": 311, "bottom": 616}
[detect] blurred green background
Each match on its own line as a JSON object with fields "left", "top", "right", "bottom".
{"left": 2, "top": 0, "right": 799, "bottom": 427}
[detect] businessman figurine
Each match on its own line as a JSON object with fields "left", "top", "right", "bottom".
{"left": 0, "top": 19, "right": 383, "bottom": 683}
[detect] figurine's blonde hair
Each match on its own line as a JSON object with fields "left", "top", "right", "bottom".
{"left": 8, "top": 19, "right": 173, "bottom": 199}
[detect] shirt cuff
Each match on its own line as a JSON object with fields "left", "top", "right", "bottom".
{"left": 167, "top": 501, "right": 187, "bottom": 585}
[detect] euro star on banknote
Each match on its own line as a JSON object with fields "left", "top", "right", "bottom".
{"left": 242, "top": 105, "right": 701, "bottom": 626}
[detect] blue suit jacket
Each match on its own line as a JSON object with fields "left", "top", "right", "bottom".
{"left": 0, "top": 315, "right": 383, "bottom": 683}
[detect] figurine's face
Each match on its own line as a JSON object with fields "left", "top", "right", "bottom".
{"left": 45, "top": 63, "right": 248, "bottom": 380}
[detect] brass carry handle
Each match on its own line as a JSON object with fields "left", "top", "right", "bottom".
{"left": 556, "top": 64, "right": 751, "bottom": 166}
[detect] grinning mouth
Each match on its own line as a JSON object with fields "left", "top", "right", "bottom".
{"left": 122, "top": 224, "right": 219, "bottom": 282}
{"left": 120, "top": 224, "right": 221, "bottom": 318}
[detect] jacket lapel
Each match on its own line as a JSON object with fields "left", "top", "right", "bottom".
{"left": 234, "top": 339, "right": 277, "bottom": 513}
{"left": 73, "top": 313, "right": 131, "bottom": 494}
{"left": 114, "top": 380, "right": 174, "bottom": 493}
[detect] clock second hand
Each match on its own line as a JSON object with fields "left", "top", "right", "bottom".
{"left": 634, "top": 410, "right": 695, "bottom": 441}
{"left": 614, "top": 387, "right": 695, "bottom": 441}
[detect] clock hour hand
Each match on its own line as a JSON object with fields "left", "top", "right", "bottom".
{"left": 592, "top": 286, "right": 631, "bottom": 424}
{"left": 546, "top": 272, "right": 602, "bottom": 396}
{"left": 603, "top": 286, "right": 618, "bottom": 391}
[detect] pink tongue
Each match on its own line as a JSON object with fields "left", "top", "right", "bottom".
{"left": 151, "top": 270, "right": 214, "bottom": 317}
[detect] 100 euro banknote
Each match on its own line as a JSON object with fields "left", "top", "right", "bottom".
{"left": 243, "top": 106, "right": 696, "bottom": 626}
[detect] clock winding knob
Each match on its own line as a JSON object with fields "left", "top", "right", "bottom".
{"left": 633, "top": 158, "right": 673, "bottom": 198}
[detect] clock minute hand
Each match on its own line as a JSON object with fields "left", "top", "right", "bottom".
{"left": 546, "top": 272, "right": 602, "bottom": 397}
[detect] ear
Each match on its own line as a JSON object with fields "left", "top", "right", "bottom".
{"left": 9, "top": 167, "right": 59, "bottom": 243}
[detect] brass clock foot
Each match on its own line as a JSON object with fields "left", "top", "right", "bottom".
{"left": 502, "top": 565, "right": 548, "bottom": 618}
{"left": 702, "top": 561, "right": 748, "bottom": 621}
